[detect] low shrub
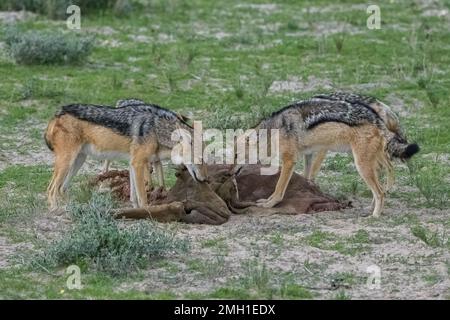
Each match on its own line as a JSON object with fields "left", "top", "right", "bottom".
{"left": 5, "top": 28, "right": 94, "bottom": 65}
{"left": 0, "top": 0, "right": 134, "bottom": 19}
{"left": 32, "top": 193, "right": 189, "bottom": 276}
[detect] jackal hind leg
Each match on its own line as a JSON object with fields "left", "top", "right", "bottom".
{"left": 154, "top": 160, "right": 165, "bottom": 188}
{"left": 352, "top": 143, "right": 384, "bottom": 217}
{"left": 47, "top": 148, "right": 83, "bottom": 211}
{"left": 144, "top": 160, "right": 153, "bottom": 191}
{"left": 304, "top": 154, "right": 313, "bottom": 179}
{"left": 307, "top": 149, "right": 327, "bottom": 181}
{"left": 129, "top": 165, "right": 138, "bottom": 208}
{"left": 103, "top": 160, "right": 111, "bottom": 173}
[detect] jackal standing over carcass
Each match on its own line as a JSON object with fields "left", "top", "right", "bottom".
{"left": 44, "top": 100, "right": 206, "bottom": 210}
{"left": 250, "top": 95, "right": 419, "bottom": 217}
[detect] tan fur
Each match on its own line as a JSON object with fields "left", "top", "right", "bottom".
{"left": 257, "top": 123, "right": 393, "bottom": 217}
{"left": 46, "top": 115, "right": 170, "bottom": 210}
{"left": 103, "top": 159, "right": 163, "bottom": 189}
{"left": 304, "top": 101, "right": 400, "bottom": 186}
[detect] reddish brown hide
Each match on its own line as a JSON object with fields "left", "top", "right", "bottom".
{"left": 92, "top": 165, "right": 349, "bottom": 224}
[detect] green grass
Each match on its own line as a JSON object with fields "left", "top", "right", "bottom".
{"left": 31, "top": 192, "right": 189, "bottom": 276}
{"left": 190, "top": 259, "right": 315, "bottom": 300}
{"left": 1, "top": 0, "right": 450, "bottom": 299}
{"left": 0, "top": 165, "right": 51, "bottom": 191}
{"left": 0, "top": 267, "right": 176, "bottom": 299}
{"left": 304, "top": 229, "right": 371, "bottom": 256}
{"left": 0, "top": 165, "right": 50, "bottom": 223}
{"left": 411, "top": 225, "right": 448, "bottom": 248}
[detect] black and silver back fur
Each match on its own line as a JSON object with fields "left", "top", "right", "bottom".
{"left": 56, "top": 99, "right": 191, "bottom": 148}
{"left": 260, "top": 98, "right": 382, "bottom": 134}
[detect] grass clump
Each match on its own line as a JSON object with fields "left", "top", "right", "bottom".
{"left": 0, "top": 0, "right": 130, "bottom": 19}
{"left": 5, "top": 28, "right": 94, "bottom": 65}
{"left": 407, "top": 157, "right": 449, "bottom": 209}
{"left": 32, "top": 193, "right": 189, "bottom": 276}
{"left": 411, "top": 225, "right": 448, "bottom": 248}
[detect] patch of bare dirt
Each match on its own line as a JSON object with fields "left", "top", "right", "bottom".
{"left": 0, "top": 11, "right": 36, "bottom": 24}
{"left": 99, "top": 39, "right": 122, "bottom": 48}
{"left": 235, "top": 3, "right": 279, "bottom": 14}
{"left": 286, "top": 21, "right": 362, "bottom": 37}
{"left": 121, "top": 199, "right": 450, "bottom": 299}
{"left": 269, "top": 75, "right": 333, "bottom": 93}
{"left": 87, "top": 26, "right": 118, "bottom": 36}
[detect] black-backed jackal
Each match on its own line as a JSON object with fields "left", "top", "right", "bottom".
{"left": 44, "top": 100, "right": 206, "bottom": 211}
{"left": 100, "top": 98, "right": 192, "bottom": 189}
{"left": 251, "top": 94, "right": 419, "bottom": 217}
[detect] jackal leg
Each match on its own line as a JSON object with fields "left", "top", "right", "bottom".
{"left": 306, "top": 149, "right": 327, "bottom": 180}
{"left": 154, "top": 160, "right": 165, "bottom": 188}
{"left": 144, "top": 160, "right": 153, "bottom": 190}
{"left": 257, "top": 150, "right": 296, "bottom": 208}
{"left": 130, "top": 141, "right": 157, "bottom": 208}
{"left": 304, "top": 154, "right": 313, "bottom": 179}
{"left": 47, "top": 148, "right": 83, "bottom": 211}
{"left": 103, "top": 160, "right": 111, "bottom": 173}
{"left": 129, "top": 165, "right": 138, "bottom": 208}
{"left": 352, "top": 143, "right": 384, "bottom": 217}
{"left": 62, "top": 152, "right": 87, "bottom": 192}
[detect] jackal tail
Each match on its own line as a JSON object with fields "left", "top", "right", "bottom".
{"left": 381, "top": 132, "right": 419, "bottom": 190}
{"left": 387, "top": 137, "right": 420, "bottom": 161}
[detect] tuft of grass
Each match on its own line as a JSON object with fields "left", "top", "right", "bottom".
{"left": 241, "top": 259, "right": 270, "bottom": 292}
{"left": 286, "top": 20, "right": 299, "bottom": 31}
{"left": 304, "top": 230, "right": 371, "bottom": 256}
{"left": 332, "top": 34, "right": 345, "bottom": 54}
{"left": 212, "top": 260, "right": 314, "bottom": 299}
{"left": 0, "top": 0, "right": 125, "bottom": 19}
{"left": 279, "top": 283, "right": 313, "bottom": 299}
{"left": 177, "top": 45, "right": 197, "bottom": 70}
{"left": 233, "top": 80, "right": 245, "bottom": 100}
{"left": 5, "top": 28, "right": 94, "bottom": 65}
{"left": 334, "top": 290, "right": 351, "bottom": 300}
{"left": 407, "top": 158, "right": 449, "bottom": 209}
{"left": 164, "top": 70, "right": 178, "bottom": 93}
{"left": 187, "top": 255, "right": 226, "bottom": 278}
{"left": 31, "top": 192, "right": 189, "bottom": 276}
{"left": 208, "top": 287, "right": 252, "bottom": 300}
{"left": 411, "top": 225, "right": 447, "bottom": 248}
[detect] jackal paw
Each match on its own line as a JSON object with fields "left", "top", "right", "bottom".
{"left": 256, "top": 198, "right": 281, "bottom": 208}
{"left": 256, "top": 198, "right": 270, "bottom": 204}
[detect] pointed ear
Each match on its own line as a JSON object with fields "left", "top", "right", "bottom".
{"left": 231, "top": 164, "right": 244, "bottom": 177}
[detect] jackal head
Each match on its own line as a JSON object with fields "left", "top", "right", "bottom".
{"left": 171, "top": 126, "right": 207, "bottom": 183}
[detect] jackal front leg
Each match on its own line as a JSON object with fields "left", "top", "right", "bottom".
{"left": 257, "top": 152, "right": 296, "bottom": 208}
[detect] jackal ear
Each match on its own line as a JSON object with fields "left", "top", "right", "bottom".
{"left": 231, "top": 164, "right": 244, "bottom": 177}
{"left": 177, "top": 112, "right": 192, "bottom": 124}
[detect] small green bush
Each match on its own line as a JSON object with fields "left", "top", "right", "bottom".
{"left": 0, "top": 0, "right": 127, "bottom": 19}
{"left": 32, "top": 193, "right": 189, "bottom": 276}
{"left": 0, "top": 0, "right": 117, "bottom": 19}
{"left": 5, "top": 29, "right": 94, "bottom": 65}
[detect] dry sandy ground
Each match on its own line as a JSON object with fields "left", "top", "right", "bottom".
{"left": 139, "top": 201, "right": 450, "bottom": 299}
{"left": 1, "top": 193, "right": 448, "bottom": 300}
